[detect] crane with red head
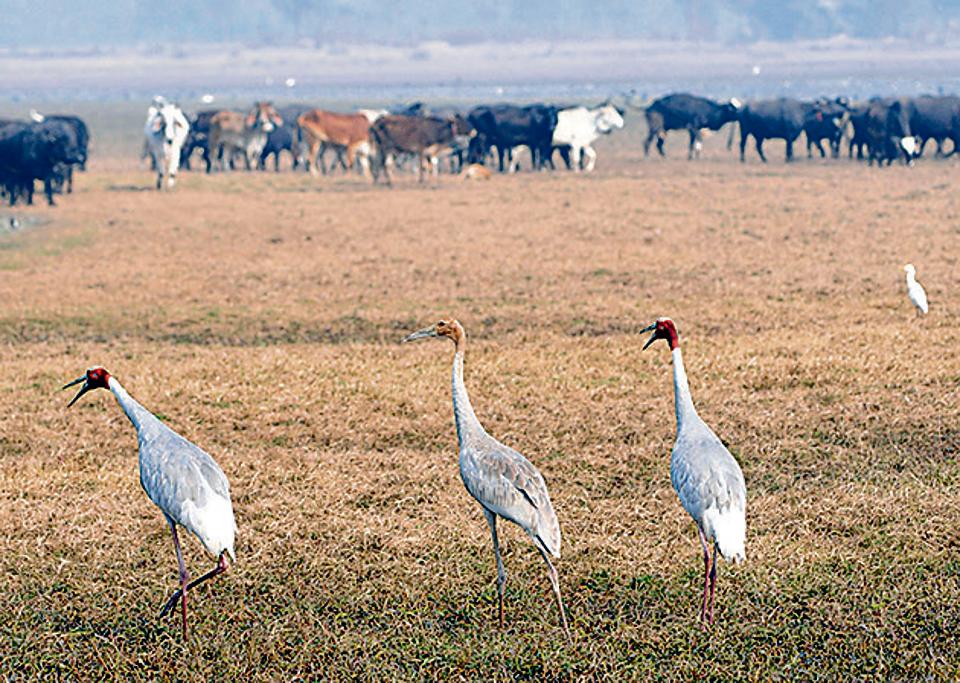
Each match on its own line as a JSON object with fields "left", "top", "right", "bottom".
{"left": 641, "top": 317, "right": 747, "bottom": 625}
{"left": 64, "top": 366, "right": 237, "bottom": 640}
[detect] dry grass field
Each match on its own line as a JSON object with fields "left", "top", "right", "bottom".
{"left": 1, "top": 112, "right": 960, "bottom": 681}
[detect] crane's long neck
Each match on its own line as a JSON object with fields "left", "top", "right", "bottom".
{"left": 108, "top": 378, "right": 154, "bottom": 434}
{"left": 671, "top": 347, "right": 698, "bottom": 431}
{"left": 452, "top": 349, "right": 484, "bottom": 447}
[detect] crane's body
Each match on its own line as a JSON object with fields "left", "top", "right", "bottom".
{"left": 404, "top": 319, "right": 569, "bottom": 636}
{"left": 111, "top": 379, "right": 236, "bottom": 561}
{"left": 668, "top": 348, "right": 747, "bottom": 563}
{"left": 904, "top": 264, "right": 929, "bottom": 315}
{"left": 65, "top": 367, "right": 236, "bottom": 639}
{"left": 642, "top": 319, "right": 746, "bottom": 624}
{"left": 452, "top": 351, "right": 562, "bottom": 557}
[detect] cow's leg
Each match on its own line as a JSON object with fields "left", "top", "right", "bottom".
{"left": 739, "top": 131, "right": 749, "bottom": 162}
{"left": 643, "top": 129, "right": 655, "bottom": 157}
{"left": 656, "top": 133, "right": 666, "bottom": 157}
{"left": 786, "top": 137, "right": 795, "bottom": 162}
{"left": 687, "top": 128, "right": 697, "bottom": 160}
{"left": 816, "top": 140, "right": 826, "bottom": 158}
{"left": 583, "top": 145, "right": 597, "bottom": 172}
{"left": 66, "top": 166, "right": 73, "bottom": 193}
{"left": 755, "top": 136, "right": 767, "bottom": 163}
{"left": 570, "top": 145, "right": 582, "bottom": 173}
{"left": 44, "top": 177, "right": 56, "bottom": 206}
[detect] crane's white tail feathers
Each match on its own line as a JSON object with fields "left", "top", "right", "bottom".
{"left": 182, "top": 494, "right": 237, "bottom": 563}
{"left": 704, "top": 506, "right": 746, "bottom": 563}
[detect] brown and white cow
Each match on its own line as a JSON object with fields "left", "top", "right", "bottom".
{"left": 297, "top": 110, "right": 373, "bottom": 179}
{"left": 207, "top": 102, "right": 282, "bottom": 172}
{"left": 369, "top": 114, "right": 474, "bottom": 185}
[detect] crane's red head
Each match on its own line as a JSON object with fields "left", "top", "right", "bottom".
{"left": 402, "top": 318, "right": 466, "bottom": 351}
{"left": 63, "top": 366, "right": 112, "bottom": 407}
{"left": 641, "top": 318, "right": 680, "bottom": 351}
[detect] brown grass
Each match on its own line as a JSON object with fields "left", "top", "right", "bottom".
{"left": 1, "top": 117, "right": 959, "bottom": 681}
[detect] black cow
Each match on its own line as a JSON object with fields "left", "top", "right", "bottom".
{"left": 259, "top": 104, "right": 313, "bottom": 172}
{"left": 846, "top": 104, "right": 872, "bottom": 160}
{"left": 738, "top": 98, "right": 814, "bottom": 162}
{"left": 910, "top": 95, "right": 960, "bottom": 158}
{"left": 0, "top": 122, "right": 82, "bottom": 205}
{"left": 467, "top": 104, "right": 558, "bottom": 171}
{"left": 180, "top": 110, "right": 220, "bottom": 172}
{"left": 865, "top": 97, "right": 917, "bottom": 167}
{"left": 643, "top": 93, "right": 741, "bottom": 159}
{"left": 42, "top": 115, "right": 89, "bottom": 192}
{"left": 803, "top": 97, "right": 849, "bottom": 159}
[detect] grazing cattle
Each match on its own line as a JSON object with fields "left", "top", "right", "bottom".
{"left": 370, "top": 114, "right": 474, "bottom": 185}
{"left": 910, "top": 95, "right": 960, "bottom": 158}
{"left": 259, "top": 104, "right": 313, "bottom": 172}
{"left": 297, "top": 109, "right": 374, "bottom": 178}
{"left": 803, "top": 98, "right": 849, "bottom": 159}
{"left": 24, "top": 113, "right": 89, "bottom": 192}
{"left": 550, "top": 103, "right": 624, "bottom": 171}
{"left": 644, "top": 93, "right": 741, "bottom": 159}
{"left": 738, "top": 98, "right": 813, "bottom": 162}
{"left": 864, "top": 97, "right": 918, "bottom": 167}
{"left": 207, "top": 102, "right": 282, "bottom": 172}
{"left": 0, "top": 121, "right": 82, "bottom": 205}
{"left": 39, "top": 114, "right": 89, "bottom": 192}
{"left": 467, "top": 104, "right": 558, "bottom": 171}
{"left": 180, "top": 110, "right": 221, "bottom": 172}
{"left": 846, "top": 104, "right": 872, "bottom": 159}
{"left": 143, "top": 99, "right": 190, "bottom": 189}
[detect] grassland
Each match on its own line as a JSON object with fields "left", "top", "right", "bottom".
{"left": 1, "top": 117, "right": 959, "bottom": 681}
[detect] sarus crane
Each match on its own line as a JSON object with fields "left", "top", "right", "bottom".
{"left": 64, "top": 366, "right": 236, "bottom": 640}
{"left": 403, "top": 319, "right": 570, "bottom": 636}
{"left": 641, "top": 318, "right": 746, "bottom": 625}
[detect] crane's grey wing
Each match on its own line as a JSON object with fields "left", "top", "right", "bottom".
{"left": 461, "top": 437, "right": 562, "bottom": 557}
{"left": 139, "top": 427, "right": 232, "bottom": 520}
{"left": 670, "top": 429, "right": 746, "bottom": 519}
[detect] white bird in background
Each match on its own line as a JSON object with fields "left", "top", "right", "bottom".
{"left": 641, "top": 318, "right": 746, "bottom": 625}
{"left": 403, "top": 319, "right": 570, "bottom": 637}
{"left": 904, "top": 264, "right": 929, "bottom": 315}
{"left": 64, "top": 367, "right": 237, "bottom": 640}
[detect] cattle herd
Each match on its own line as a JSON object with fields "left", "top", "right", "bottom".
{"left": 2, "top": 90, "right": 959, "bottom": 205}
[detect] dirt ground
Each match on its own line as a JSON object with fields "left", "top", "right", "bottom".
{"left": 1, "top": 112, "right": 959, "bottom": 681}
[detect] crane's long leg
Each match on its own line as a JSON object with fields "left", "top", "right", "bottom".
{"left": 483, "top": 509, "right": 506, "bottom": 628}
{"left": 708, "top": 544, "right": 718, "bottom": 625}
{"left": 538, "top": 547, "right": 570, "bottom": 639}
{"left": 698, "top": 527, "right": 710, "bottom": 624}
{"left": 164, "top": 516, "right": 190, "bottom": 640}
{"left": 160, "top": 552, "right": 230, "bottom": 620}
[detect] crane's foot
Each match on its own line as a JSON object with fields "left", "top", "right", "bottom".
{"left": 159, "top": 553, "right": 230, "bottom": 619}
{"left": 159, "top": 589, "right": 184, "bottom": 619}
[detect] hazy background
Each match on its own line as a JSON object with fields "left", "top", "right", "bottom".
{"left": 3, "top": 1, "right": 960, "bottom": 103}
{"left": 5, "top": 0, "right": 960, "bottom": 47}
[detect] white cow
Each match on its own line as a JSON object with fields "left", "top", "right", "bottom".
{"left": 553, "top": 104, "right": 624, "bottom": 171}
{"left": 143, "top": 98, "right": 190, "bottom": 189}
{"left": 357, "top": 108, "right": 389, "bottom": 123}
{"left": 509, "top": 104, "right": 625, "bottom": 172}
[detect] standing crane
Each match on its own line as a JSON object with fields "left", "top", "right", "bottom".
{"left": 64, "top": 366, "right": 236, "bottom": 640}
{"left": 904, "top": 264, "right": 929, "bottom": 315}
{"left": 403, "top": 319, "right": 570, "bottom": 636}
{"left": 641, "top": 318, "right": 746, "bottom": 625}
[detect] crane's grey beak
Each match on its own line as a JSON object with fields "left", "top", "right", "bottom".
{"left": 63, "top": 376, "right": 90, "bottom": 407}
{"left": 640, "top": 322, "right": 658, "bottom": 350}
{"left": 402, "top": 325, "right": 438, "bottom": 343}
